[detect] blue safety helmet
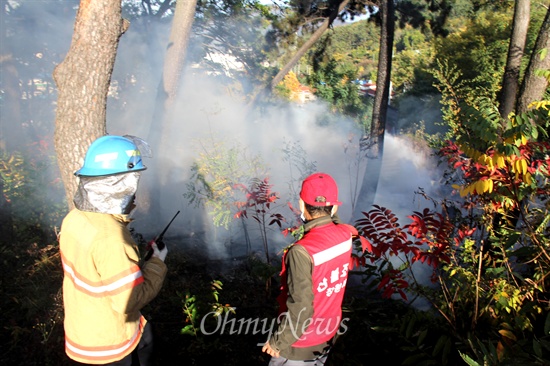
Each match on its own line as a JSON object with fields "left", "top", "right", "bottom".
{"left": 75, "top": 135, "right": 147, "bottom": 177}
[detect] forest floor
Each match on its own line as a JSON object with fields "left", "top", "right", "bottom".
{"left": 138, "top": 242, "right": 414, "bottom": 366}
{"left": 1, "top": 233, "right": 416, "bottom": 366}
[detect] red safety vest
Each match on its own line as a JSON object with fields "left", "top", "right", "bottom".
{"left": 279, "top": 222, "right": 354, "bottom": 347}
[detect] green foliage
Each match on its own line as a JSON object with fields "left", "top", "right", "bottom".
{"left": 0, "top": 144, "right": 68, "bottom": 365}
{"left": 1, "top": 144, "right": 66, "bottom": 242}
{"left": 1, "top": 151, "right": 26, "bottom": 195}
{"left": 392, "top": 25, "right": 435, "bottom": 95}
{"left": 180, "top": 280, "right": 235, "bottom": 337}
{"left": 307, "top": 58, "right": 368, "bottom": 121}
{"left": 309, "top": 20, "right": 380, "bottom": 81}
{"left": 432, "top": 10, "right": 512, "bottom": 96}
{"left": 357, "top": 47, "right": 550, "bottom": 364}
{"left": 184, "top": 136, "right": 267, "bottom": 229}
{"left": 352, "top": 50, "right": 550, "bottom": 361}
{"left": 184, "top": 135, "right": 308, "bottom": 264}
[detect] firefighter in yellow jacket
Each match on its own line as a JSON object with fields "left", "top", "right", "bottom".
{"left": 59, "top": 135, "right": 167, "bottom": 365}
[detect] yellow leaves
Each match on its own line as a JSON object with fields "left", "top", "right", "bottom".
{"left": 503, "top": 131, "right": 531, "bottom": 147}
{"left": 514, "top": 158, "right": 528, "bottom": 175}
{"left": 341, "top": 75, "right": 349, "bottom": 85}
{"left": 458, "top": 144, "right": 507, "bottom": 172}
{"left": 521, "top": 135, "right": 528, "bottom": 146}
{"left": 220, "top": 185, "right": 233, "bottom": 194}
{"left": 457, "top": 179, "right": 493, "bottom": 197}
{"left": 475, "top": 179, "right": 493, "bottom": 194}
{"left": 485, "top": 179, "right": 494, "bottom": 193}
{"left": 457, "top": 183, "right": 473, "bottom": 197}
{"left": 513, "top": 134, "right": 528, "bottom": 147}
{"left": 524, "top": 172, "right": 533, "bottom": 185}
{"left": 282, "top": 71, "right": 301, "bottom": 94}
{"left": 458, "top": 143, "right": 481, "bottom": 161}
{"left": 528, "top": 100, "right": 550, "bottom": 115}
{"left": 492, "top": 154, "right": 506, "bottom": 169}
{"left": 333, "top": 53, "right": 345, "bottom": 62}
{"left": 480, "top": 154, "right": 493, "bottom": 169}
{"left": 511, "top": 158, "right": 533, "bottom": 185}
{"left": 516, "top": 159, "right": 527, "bottom": 175}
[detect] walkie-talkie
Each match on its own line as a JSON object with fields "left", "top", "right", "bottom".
{"left": 144, "top": 210, "right": 180, "bottom": 261}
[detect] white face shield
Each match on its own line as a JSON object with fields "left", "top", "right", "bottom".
{"left": 73, "top": 172, "right": 141, "bottom": 215}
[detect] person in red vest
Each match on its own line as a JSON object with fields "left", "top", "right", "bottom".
{"left": 262, "top": 172, "right": 354, "bottom": 365}
{"left": 59, "top": 135, "right": 167, "bottom": 365}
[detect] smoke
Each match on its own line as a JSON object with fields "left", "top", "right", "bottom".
{"left": 2, "top": 5, "right": 446, "bottom": 263}
{"left": 103, "top": 15, "right": 448, "bottom": 260}
{"left": 109, "top": 68, "right": 445, "bottom": 261}
{"left": 374, "top": 134, "right": 444, "bottom": 220}
{"left": 113, "top": 71, "right": 367, "bottom": 259}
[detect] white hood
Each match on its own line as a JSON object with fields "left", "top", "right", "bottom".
{"left": 73, "top": 172, "right": 141, "bottom": 215}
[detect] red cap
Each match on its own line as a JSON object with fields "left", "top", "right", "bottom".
{"left": 300, "top": 172, "right": 342, "bottom": 206}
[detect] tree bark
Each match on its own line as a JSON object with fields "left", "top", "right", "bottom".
{"left": 498, "top": 0, "right": 530, "bottom": 118}
{"left": 53, "top": 0, "right": 129, "bottom": 209}
{"left": 159, "top": 0, "right": 197, "bottom": 111}
{"left": 516, "top": 6, "right": 550, "bottom": 114}
{"left": 147, "top": 0, "right": 196, "bottom": 150}
{"left": 352, "top": 0, "right": 394, "bottom": 221}
{"left": 143, "top": 0, "right": 197, "bottom": 222}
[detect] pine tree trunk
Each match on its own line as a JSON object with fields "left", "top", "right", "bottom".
{"left": 352, "top": 0, "right": 394, "bottom": 221}
{"left": 499, "top": 0, "right": 530, "bottom": 118}
{"left": 516, "top": 6, "right": 550, "bottom": 114}
{"left": 143, "top": 0, "right": 197, "bottom": 224}
{"left": 53, "top": 0, "right": 128, "bottom": 209}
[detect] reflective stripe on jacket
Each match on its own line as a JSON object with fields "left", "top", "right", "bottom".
{"left": 271, "top": 216, "right": 353, "bottom": 359}
{"left": 291, "top": 222, "right": 352, "bottom": 347}
{"left": 59, "top": 209, "right": 167, "bottom": 364}
{"left": 65, "top": 316, "right": 145, "bottom": 363}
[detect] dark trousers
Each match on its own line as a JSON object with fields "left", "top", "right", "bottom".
{"left": 108, "top": 322, "right": 154, "bottom": 366}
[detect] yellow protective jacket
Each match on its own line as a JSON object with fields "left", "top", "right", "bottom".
{"left": 59, "top": 209, "right": 167, "bottom": 364}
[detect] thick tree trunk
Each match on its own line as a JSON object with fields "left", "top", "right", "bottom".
{"left": 53, "top": 0, "right": 128, "bottom": 210}
{"left": 352, "top": 0, "right": 394, "bottom": 221}
{"left": 144, "top": 0, "right": 197, "bottom": 223}
{"left": 147, "top": 0, "right": 196, "bottom": 153}
{"left": 516, "top": 6, "right": 550, "bottom": 114}
{"left": 498, "top": 0, "right": 530, "bottom": 118}
{"left": 159, "top": 0, "right": 197, "bottom": 111}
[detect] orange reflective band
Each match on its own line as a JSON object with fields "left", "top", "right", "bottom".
{"left": 61, "top": 252, "right": 144, "bottom": 298}
{"left": 65, "top": 317, "right": 145, "bottom": 363}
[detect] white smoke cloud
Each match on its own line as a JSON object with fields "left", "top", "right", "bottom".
{"left": 102, "top": 16, "right": 444, "bottom": 261}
